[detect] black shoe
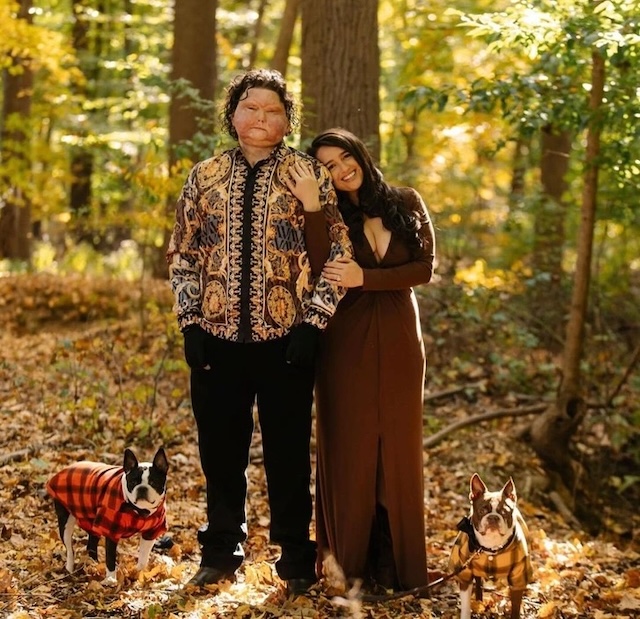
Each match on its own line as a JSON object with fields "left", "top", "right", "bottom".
{"left": 286, "top": 577, "right": 316, "bottom": 596}
{"left": 187, "top": 566, "right": 236, "bottom": 587}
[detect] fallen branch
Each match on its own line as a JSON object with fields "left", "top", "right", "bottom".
{"left": 607, "top": 341, "right": 640, "bottom": 407}
{"left": 424, "top": 381, "right": 484, "bottom": 403}
{"left": 548, "top": 490, "right": 581, "bottom": 528}
{"left": 423, "top": 403, "right": 547, "bottom": 448}
{"left": 0, "top": 436, "right": 60, "bottom": 467}
{"left": 0, "top": 447, "right": 35, "bottom": 467}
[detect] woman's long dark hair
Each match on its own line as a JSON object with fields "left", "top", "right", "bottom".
{"left": 308, "top": 128, "right": 424, "bottom": 257}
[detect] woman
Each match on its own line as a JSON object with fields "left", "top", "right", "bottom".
{"left": 307, "top": 128, "right": 436, "bottom": 592}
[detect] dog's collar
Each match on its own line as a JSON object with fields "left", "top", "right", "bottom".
{"left": 131, "top": 505, "right": 151, "bottom": 517}
{"left": 457, "top": 516, "right": 517, "bottom": 555}
{"left": 121, "top": 502, "right": 154, "bottom": 517}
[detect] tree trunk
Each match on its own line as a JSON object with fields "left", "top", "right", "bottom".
{"left": 398, "top": 105, "right": 420, "bottom": 185}
{"left": 0, "top": 0, "right": 34, "bottom": 262}
{"left": 508, "top": 137, "right": 528, "bottom": 206}
{"left": 530, "top": 50, "right": 606, "bottom": 490}
{"left": 153, "top": 0, "right": 218, "bottom": 279}
{"left": 272, "top": 0, "right": 300, "bottom": 77}
{"left": 248, "top": 0, "right": 268, "bottom": 68}
{"left": 300, "top": 0, "right": 380, "bottom": 160}
{"left": 529, "top": 126, "right": 572, "bottom": 344}
{"left": 69, "top": 0, "right": 95, "bottom": 245}
{"left": 167, "top": 0, "right": 217, "bottom": 165}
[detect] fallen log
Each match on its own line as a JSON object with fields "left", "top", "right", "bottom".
{"left": 423, "top": 403, "right": 546, "bottom": 448}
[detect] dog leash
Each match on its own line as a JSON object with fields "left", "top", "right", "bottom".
{"left": 358, "top": 548, "right": 482, "bottom": 603}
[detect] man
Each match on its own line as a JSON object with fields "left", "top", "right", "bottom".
{"left": 166, "top": 69, "right": 351, "bottom": 595}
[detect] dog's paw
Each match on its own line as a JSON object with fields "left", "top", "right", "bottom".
{"left": 322, "top": 553, "right": 347, "bottom": 596}
{"left": 102, "top": 571, "right": 118, "bottom": 587}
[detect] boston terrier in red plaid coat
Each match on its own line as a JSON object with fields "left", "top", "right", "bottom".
{"left": 46, "top": 447, "right": 168, "bottom": 584}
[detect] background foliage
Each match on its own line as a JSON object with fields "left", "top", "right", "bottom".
{"left": 0, "top": 2, "right": 639, "bottom": 616}
{"left": 1, "top": 0, "right": 638, "bottom": 542}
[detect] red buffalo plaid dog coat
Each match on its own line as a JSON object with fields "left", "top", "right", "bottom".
{"left": 46, "top": 462, "right": 167, "bottom": 542}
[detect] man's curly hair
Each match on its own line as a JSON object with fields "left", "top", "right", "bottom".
{"left": 221, "top": 69, "right": 300, "bottom": 140}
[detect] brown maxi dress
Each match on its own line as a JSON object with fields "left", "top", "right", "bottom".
{"left": 314, "top": 187, "right": 436, "bottom": 590}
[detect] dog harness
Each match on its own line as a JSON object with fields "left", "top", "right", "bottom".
{"left": 448, "top": 515, "right": 533, "bottom": 590}
{"left": 46, "top": 462, "right": 167, "bottom": 542}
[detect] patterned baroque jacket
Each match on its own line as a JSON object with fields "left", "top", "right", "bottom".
{"left": 166, "top": 142, "right": 352, "bottom": 341}
{"left": 47, "top": 463, "right": 167, "bottom": 542}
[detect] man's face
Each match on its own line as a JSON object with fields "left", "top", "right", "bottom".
{"left": 232, "top": 87, "right": 289, "bottom": 150}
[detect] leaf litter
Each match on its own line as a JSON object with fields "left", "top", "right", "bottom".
{"left": 0, "top": 276, "right": 638, "bottom": 618}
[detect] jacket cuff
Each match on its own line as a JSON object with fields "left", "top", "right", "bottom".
{"left": 304, "top": 308, "right": 330, "bottom": 331}
{"left": 178, "top": 312, "right": 202, "bottom": 331}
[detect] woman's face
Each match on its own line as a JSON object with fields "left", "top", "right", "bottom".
{"left": 314, "top": 145, "right": 363, "bottom": 198}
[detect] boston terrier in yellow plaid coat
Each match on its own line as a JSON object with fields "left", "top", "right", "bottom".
{"left": 449, "top": 474, "right": 533, "bottom": 619}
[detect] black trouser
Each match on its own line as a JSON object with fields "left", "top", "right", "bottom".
{"left": 189, "top": 334, "right": 317, "bottom": 580}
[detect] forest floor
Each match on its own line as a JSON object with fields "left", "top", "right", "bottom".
{"left": 0, "top": 275, "right": 638, "bottom": 618}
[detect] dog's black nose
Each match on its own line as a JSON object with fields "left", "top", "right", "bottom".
{"left": 136, "top": 487, "right": 149, "bottom": 501}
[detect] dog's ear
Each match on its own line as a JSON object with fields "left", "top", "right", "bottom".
{"left": 152, "top": 447, "right": 169, "bottom": 474}
{"left": 502, "top": 477, "right": 517, "bottom": 502}
{"left": 123, "top": 448, "right": 139, "bottom": 473}
{"left": 469, "top": 473, "right": 487, "bottom": 501}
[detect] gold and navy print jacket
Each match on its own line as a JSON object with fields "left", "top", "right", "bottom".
{"left": 167, "top": 142, "right": 352, "bottom": 342}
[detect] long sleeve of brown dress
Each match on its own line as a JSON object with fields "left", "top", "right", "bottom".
{"left": 314, "top": 187, "right": 435, "bottom": 590}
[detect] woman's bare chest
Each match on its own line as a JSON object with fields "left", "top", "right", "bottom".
{"left": 363, "top": 216, "right": 392, "bottom": 263}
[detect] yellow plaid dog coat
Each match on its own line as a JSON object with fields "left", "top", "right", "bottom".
{"left": 448, "top": 515, "right": 533, "bottom": 590}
